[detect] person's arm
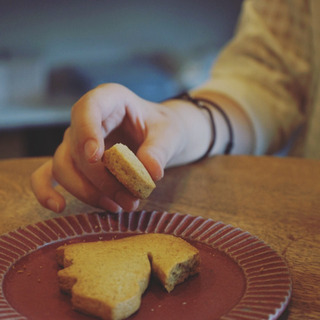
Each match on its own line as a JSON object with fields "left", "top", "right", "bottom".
{"left": 163, "top": 91, "right": 255, "bottom": 168}
{"left": 31, "top": 82, "right": 256, "bottom": 214}
{"left": 194, "top": 0, "right": 312, "bottom": 155}
{"left": 31, "top": 0, "right": 312, "bottom": 214}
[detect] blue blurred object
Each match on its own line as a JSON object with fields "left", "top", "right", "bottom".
{"left": 47, "top": 55, "right": 181, "bottom": 103}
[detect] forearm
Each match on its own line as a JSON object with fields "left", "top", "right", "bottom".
{"left": 161, "top": 98, "right": 213, "bottom": 167}
{"left": 191, "top": 90, "right": 255, "bottom": 156}
{"left": 162, "top": 90, "right": 255, "bottom": 168}
{"left": 194, "top": 1, "right": 311, "bottom": 155}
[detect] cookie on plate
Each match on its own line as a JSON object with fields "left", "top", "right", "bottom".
{"left": 57, "top": 233, "right": 200, "bottom": 320}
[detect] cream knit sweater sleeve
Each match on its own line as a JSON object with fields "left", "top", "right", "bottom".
{"left": 195, "top": 0, "right": 313, "bottom": 155}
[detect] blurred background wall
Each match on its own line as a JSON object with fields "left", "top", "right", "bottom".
{"left": 0, "top": 0, "right": 243, "bottom": 158}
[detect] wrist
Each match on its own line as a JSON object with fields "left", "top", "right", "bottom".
{"left": 161, "top": 99, "right": 213, "bottom": 166}
{"left": 191, "top": 90, "right": 255, "bottom": 155}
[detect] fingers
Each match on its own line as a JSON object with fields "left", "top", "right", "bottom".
{"left": 70, "top": 83, "right": 131, "bottom": 164}
{"left": 31, "top": 144, "right": 141, "bottom": 214}
{"left": 30, "top": 159, "right": 66, "bottom": 213}
{"left": 136, "top": 104, "right": 185, "bottom": 180}
{"left": 52, "top": 136, "right": 140, "bottom": 212}
{"left": 70, "top": 96, "right": 105, "bottom": 164}
{"left": 31, "top": 85, "right": 145, "bottom": 214}
{"left": 136, "top": 145, "right": 164, "bottom": 181}
{"left": 31, "top": 85, "right": 187, "bottom": 214}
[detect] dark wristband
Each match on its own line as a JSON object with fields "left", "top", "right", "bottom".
{"left": 174, "top": 92, "right": 233, "bottom": 160}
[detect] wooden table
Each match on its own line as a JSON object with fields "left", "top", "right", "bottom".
{"left": 0, "top": 155, "right": 319, "bottom": 320}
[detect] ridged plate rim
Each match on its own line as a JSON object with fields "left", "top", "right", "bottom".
{"left": 0, "top": 211, "right": 292, "bottom": 320}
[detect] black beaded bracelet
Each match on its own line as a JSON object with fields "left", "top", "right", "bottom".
{"left": 174, "top": 92, "right": 234, "bottom": 160}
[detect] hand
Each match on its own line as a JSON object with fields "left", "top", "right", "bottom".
{"left": 31, "top": 83, "right": 205, "bottom": 213}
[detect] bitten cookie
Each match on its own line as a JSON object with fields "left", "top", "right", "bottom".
{"left": 102, "top": 143, "right": 156, "bottom": 199}
{"left": 57, "top": 234, "right": 200, "bottom": 320}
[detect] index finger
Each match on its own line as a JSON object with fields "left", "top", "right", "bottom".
{"left": 69, "top": 84, "right": 130, "bottom": 163}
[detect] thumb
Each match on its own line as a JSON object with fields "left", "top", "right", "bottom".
{"left": 136, "top": 125, "right": 182, "bottom": 181}
{"left": 136, "top": 143, "right": 165, "bottom": 182}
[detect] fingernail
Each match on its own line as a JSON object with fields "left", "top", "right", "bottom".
{"left": 115, "top": 192, "right": 140, "bottom": 212}
{"left": 145, "top": 150, "right": 164, "bottom": 181}
{"left": 154, "top": 167, "right": 164, "bottom": 181}
{"left": 131, "top": 199, "right": 140, "bottom": 211}
{"left": 46, "top": 198, "right": 60, "bottom": 213}
{"left": 98, "top": 196, "right": 122, "bottom": 213}
{"left": 84, "top": 139, "right": 99, "bottom": 162}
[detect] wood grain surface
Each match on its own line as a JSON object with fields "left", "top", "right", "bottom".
{"left": 0, "top": 155, "right": 319, "bottom": 320}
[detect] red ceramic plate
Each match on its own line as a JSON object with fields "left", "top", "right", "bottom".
{"left": 0, "top": 211, "right": 291, "bottom": 320}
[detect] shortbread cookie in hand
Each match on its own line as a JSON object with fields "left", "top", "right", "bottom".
{"left": 57, "top": 233, "right": 200, "bottom": 320}
{"left": 102, "top": 143, "right": 156, "bottom": 199}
